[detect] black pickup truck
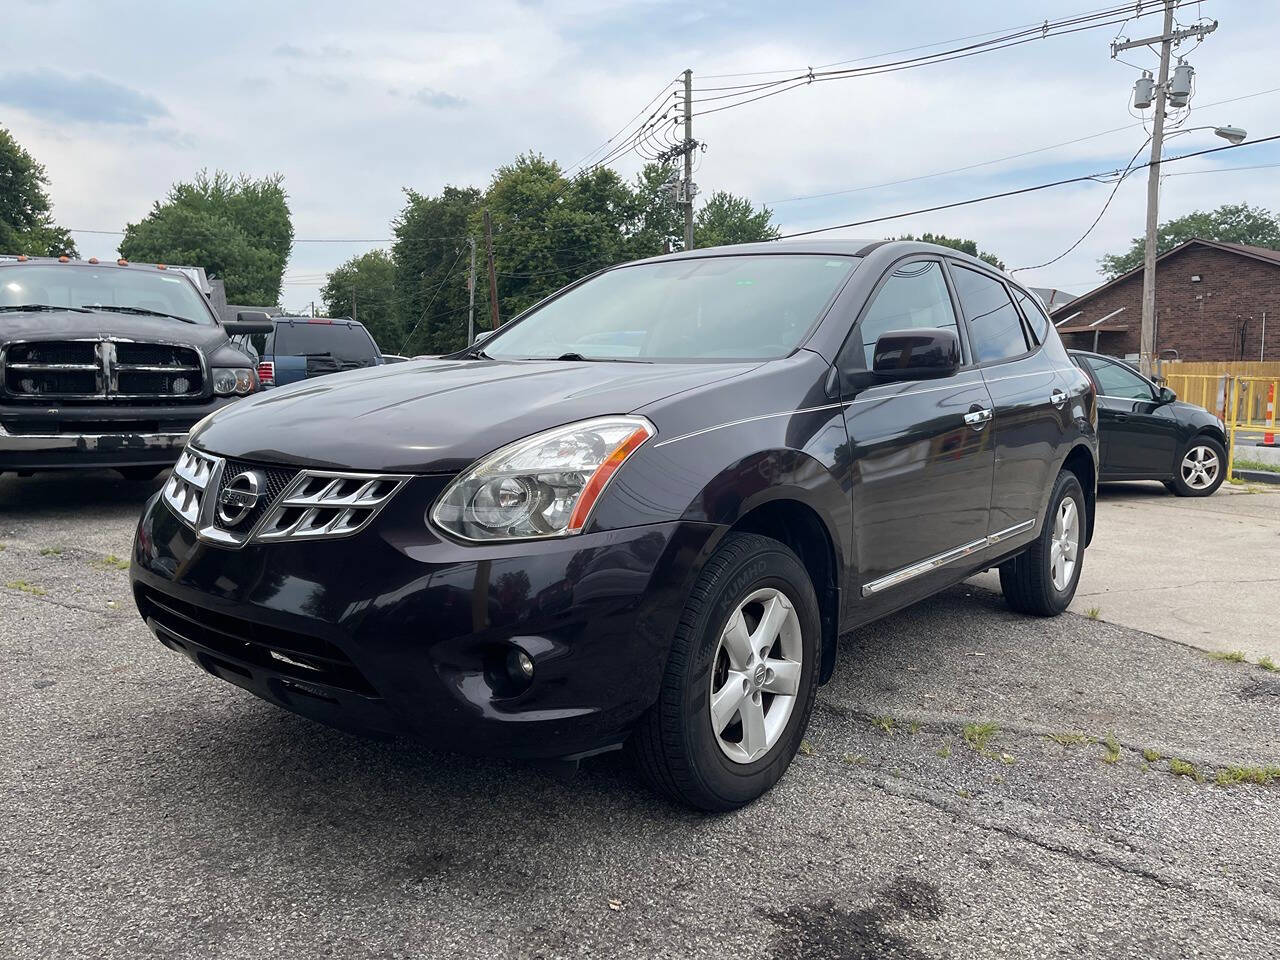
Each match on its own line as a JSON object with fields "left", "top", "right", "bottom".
{"left": 0, "top": 255, "right": 273, "bottom": 480}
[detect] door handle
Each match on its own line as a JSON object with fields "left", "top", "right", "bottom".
{"left": 963, "top": 406, "right": 992, "bottom": 430}
{"left": 1113, "top": 413, "right": 1128, "bottom": 422}
{"left": 1050, "top": 388, "right": 1067, "bottom": 409}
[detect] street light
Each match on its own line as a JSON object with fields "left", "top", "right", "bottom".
{"left": 1213, "top": 125, "right": 1247, "bottom": 145}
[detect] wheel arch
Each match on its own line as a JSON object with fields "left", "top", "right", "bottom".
{"left": 1059, "top": 442, "right": 1097, "bottom": 547}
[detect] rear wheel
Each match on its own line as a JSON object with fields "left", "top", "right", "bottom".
{"left": 631, "top": 532, "right": 821, "bottom": 812}
{"left": 1000, "top": 470, "right": 1086, "bottom": 617}
{"left": 1168, "top": 436, "right": 1226, "bottom": 497}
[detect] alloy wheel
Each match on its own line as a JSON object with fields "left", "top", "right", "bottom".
{"left": 1181, "top": 445, "right": 1220, "bottom": 490}
{"left": 708, "top": 587, "right": 804, "bottom": 764}
{"left": 1049, "top": 496, "right": 1080, "bottom": 592}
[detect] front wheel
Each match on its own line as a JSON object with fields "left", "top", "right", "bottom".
{"left": 1169, "top": 436, "right": 1226, "bottom": 497}
{"left": 631, "top": 532, "right": 821, "bottom": 812}
{"left": 1000, "top": 471, "right": 1086, "bottom": 617}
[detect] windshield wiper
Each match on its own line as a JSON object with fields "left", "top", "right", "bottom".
{"left": 0, "top": 303, "right": 92, "bottom": 313}
{"left": 550, "top": 352, "right": 650, "bottom": 363}
{"left": 82, "top": 305, "right": 197, "bottom": 324}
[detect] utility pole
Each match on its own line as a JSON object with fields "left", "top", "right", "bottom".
{"left": 1113, "top": 3, "right": 1218, "bottom": 377}
{"left": 483, "top": 208, "right": 500, "bottom": 330}
{"left": 351, "top": 287, "right": 357, "bottom": 324}
{"left": 467, "top": 237, "right": 477, "bottom": 345}
{"left": 682, "top": 68, "right": 694, "bottom": 250}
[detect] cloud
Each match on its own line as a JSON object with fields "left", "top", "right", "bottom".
{"left": 411, "top": 87, "right": 468, "bottom": 109}
{"left": 273, "top": 43, "right": 307, "bottom": 58}
{"left": 0, "top": 69, "right": 167, "bottom": 125}
{"left": 274, "top": 42, "right": 353, "bottom": 60}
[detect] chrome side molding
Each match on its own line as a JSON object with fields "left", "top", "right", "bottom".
{"left": 861, "top": 519, "right": 1036, "bottom": 597}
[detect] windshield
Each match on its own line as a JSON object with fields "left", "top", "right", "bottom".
{"left": 483, "top": 254, "right": 858, "bottom": 361}
{"left": 272, "top": 322, "right": 379, "bottom": 362}
{"left": 0, "top": 264, "right": 214, "bottom": 324}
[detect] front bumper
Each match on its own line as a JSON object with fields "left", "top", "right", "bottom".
{"left": 131, "top": 475, "right": 720, "bottom": 760}
{"left": 0, "top": 398, "right": 236, "bottom": 471}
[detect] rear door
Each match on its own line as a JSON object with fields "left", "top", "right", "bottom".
{"left": 840, "top": 256, "right": 995, "bottom": 614}
{"left": 947, "top": 263, "right": 1062, "bottom": 542}
{"left": 1078, "top": 354, "right": 1178, "bottom": 478}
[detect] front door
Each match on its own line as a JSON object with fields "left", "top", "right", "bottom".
{"left": 1078, "top": 354, "right": 1179, "bottom": 478}
{"left": 840, "top": 258, "right": 995, "bottom": 615}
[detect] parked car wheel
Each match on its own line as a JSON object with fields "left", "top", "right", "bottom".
{"left": 1166, "top": 436, "right": 1226, "bottom": 497}
{"left": 631, "top": 532, "right": 821, "bottom": 812}
{"left": 999, "top": 471, "right": 1086, "bottom": 617}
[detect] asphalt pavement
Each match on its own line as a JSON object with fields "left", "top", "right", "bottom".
{"left": 2, "top": 471, "right": 1278, "bottom": 960}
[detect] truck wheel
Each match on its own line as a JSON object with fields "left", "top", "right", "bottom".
{"left": 1168, "top": 436, "right": 1226, "bottom": 497}
{"left": 1000, "top": 471, "right": 1085, "bottom": 617}
{"left": 116, "top": 466, "right": 164, "bottom": 483}
{"left": 631, "top": 532, "right": 821, "bottom": 812}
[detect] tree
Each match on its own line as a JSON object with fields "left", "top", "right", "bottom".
{"left": 897, "top": 232, "right": 1004, "bottom": 270}
{"left": 694, "top": 192, "right": 779, "bottom": 248}
{"left": 1099, "top": 202, "right": 1280, "bottom": 277}
{"left": 321, "top": 250, "right": 396, "bottom": 348}
{"left": 391, "top": 185, "right": 482, "bottom": 355}
{"left": 120, "top": 170, "right": 293, "bottom": 304}
{"left": 0, "top": 127, "right": 77, "bottom": 257}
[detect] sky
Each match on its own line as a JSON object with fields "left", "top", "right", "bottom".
{"left": 2, "top": 0, "right": 1278, "bottom": 314}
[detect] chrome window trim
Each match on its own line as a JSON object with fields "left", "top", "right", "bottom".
{"left": 861, "top": 519, "right": 1036, "bottom": 597}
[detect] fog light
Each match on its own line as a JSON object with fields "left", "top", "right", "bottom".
{"left": 508, "top": 649, "right": 535, "bottom": 683}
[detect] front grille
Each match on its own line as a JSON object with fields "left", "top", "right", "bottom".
{"left": 1, "top": 339, "right": 204, "bottom": 402}
{"left": 162, "top": 445, "right": 409, "bottom": 548}
{"left": 0, "top": 417, "right": 180, "bottom": 436}
{"left": 137, "top": 585, "right": 375, "bottom": 696}
{"left": 211, "top": 459, "right": 300, "bottom": 534}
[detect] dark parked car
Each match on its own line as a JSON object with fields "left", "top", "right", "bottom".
{"left": 1068, "top": 349, "right": 1227, "bottom": 496}
{"left": 0, "top": 255, "right": 272, "bottom": 480}
{"left": 233, "top": 316, "right": 384, "bottom": 389}
{"left": 131, "top": 240, "right": 1098, "bottom": 810}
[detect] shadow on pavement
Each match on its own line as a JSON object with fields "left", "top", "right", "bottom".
{"left": 0, "top": 469, "right": 167, "bottom": 515}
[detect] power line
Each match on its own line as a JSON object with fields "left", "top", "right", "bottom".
{"left": 773, "top": 133, "right": 1280, "bottom": 241}
{"left": 397, "top": 246, "right": 467, "bottom": 354}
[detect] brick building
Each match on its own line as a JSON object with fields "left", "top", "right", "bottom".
{"left": 1051, "top": 238, "right": 1278, "bottom": 362}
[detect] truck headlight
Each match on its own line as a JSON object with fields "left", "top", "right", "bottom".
{"left": 212, "top": 367, "right": 255, "bottom": 396}
{"left": 431, "top": 416, "right": 655, "bottom": 542}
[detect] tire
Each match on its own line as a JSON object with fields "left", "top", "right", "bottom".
{"left": 631, "top": 532, "right": 821, "bottom": 812}
{"left": 999, "top": 470, "right": 1086, "bottom": 617}
{"left": 1168, "top": 436, "right": 1226, "bottom": 497}
{"left": 116, "top": 466, "right": 164, "bottom": 483}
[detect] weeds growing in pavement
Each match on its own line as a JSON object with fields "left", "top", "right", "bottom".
{"left": 1085, "top": 607, "right": 1101, "bottom": 620}
{"left": 1169, "top": 758, "right": 1203, "bottom": 783}
{"left": 799, "top": 740, "right": 815, "bottom": 757}
{"left": 1048, "top": 732, "right": 1091, "bottom": 746}
{"left": 40, "top": 546, "right": 62, "bottom": 556}
{"left": 871, "top": 715, "right": 896, "bottom": 734}
{"left": 1101, "top": 732, "right": 1121, "bottom": 764}
{"left": 1208, "top": 650, "right": 1246, "bottom": 663}
{"left": 99, "top": 554, "right": 129, "bottom": 571}
{"left": 6, "top": 580, "right": 46, "bottom": 596}
{"left": 1143, "top": 748, "right": 1162, "bottom": 763}
{"left": 936, "top": 743, "right": 952, "bottom": 759}
{"left": 963, "top": 722, "right": 998, "bottom": 753}
{"left": 1259, "top": 656, "right": 1277, "bottom": 672}
{"left": 1214, "top": 766, "right": 1280, "bottom": 787}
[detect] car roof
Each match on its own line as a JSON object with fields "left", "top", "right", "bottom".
{"left": 273, "top": 315, "right": 364, "bottom": 326}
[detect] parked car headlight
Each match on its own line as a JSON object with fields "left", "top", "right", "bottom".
{"left": 212, "top": 367, "right": 255, "bottom": 396}
{"left": 431, "top": 416, "right": 655, "bottom": 541}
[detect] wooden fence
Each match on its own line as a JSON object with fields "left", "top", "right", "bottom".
{"left": 1157, "top": 361, "right": 1280, "bottom": 419}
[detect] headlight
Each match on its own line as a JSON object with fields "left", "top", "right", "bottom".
{"left": 431, "top": 416, "right": 655, "bottom": 542}
{"left": 212, "top": 367, "right": 255, "bottom": 396}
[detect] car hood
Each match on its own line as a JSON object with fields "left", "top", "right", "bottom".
{"left": 0, "top": 308, "right": 230, "bottom": 349}
{"left": 193, "top": 356, "right": 758, "bottom": 473}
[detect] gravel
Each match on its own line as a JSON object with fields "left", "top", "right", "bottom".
{"left": 2, "top": 470, "right": 1278, "bottom": 959}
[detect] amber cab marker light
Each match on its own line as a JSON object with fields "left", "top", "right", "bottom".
{"left": 117, "top": 258, "right": 128, "bottom": 266}
{"left": 58, "top": 256, "right": 69, "bottom": 263}
{"left": 88, "top": 257, "right": 99, "bottom": 264}
{"left": 566, "top": 425, "right": 653, "bottom": 533}
{"left": 157, "top": 264, "right": 167, "bottom": 270}
{"left": 16, "top": 255, "right": 27, "bottom": 262}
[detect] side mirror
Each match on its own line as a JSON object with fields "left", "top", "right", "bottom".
{"left": 224, "top": 311, "right": 274, "bottom": 335}
{"left": 1157, "top": 386, "right": 1177, "bottom": 404}
{"left": 871, "top": 328, "right": 961, "bottom": 381}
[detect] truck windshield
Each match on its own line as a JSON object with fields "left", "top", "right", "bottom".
{"left": 482, "top": 254, "right": 858, "bottom": 361}
{"left": 0, "top": 264, "right": 214, "bottom": 325}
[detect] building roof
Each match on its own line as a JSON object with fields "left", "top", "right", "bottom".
{"left": 1050, "top": 237, "right": 1280, "bottom": 317}
{"left": 1030, "top": 286, "right": 1077, "bottom": 311}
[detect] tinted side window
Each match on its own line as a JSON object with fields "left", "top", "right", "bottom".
{"left": 951, "top": 266, "right": 1029, "bottom": 364}
{"left": 1082, "top": 356, "right": 1153, "bottom": 400}
{"left": 855, "top": 261, "right": 959, "bottom": 364}
{"left": 1014, "top": 291, "right": 1050, "bottom": 345}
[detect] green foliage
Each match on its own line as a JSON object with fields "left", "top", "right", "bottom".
{"left": 0, "top": 127, "right": 77, "bottom": 257}
{"left": 366, "top": 153, "right": 780, "bottom": 355}
{"left": 120, "top": 170, "right": 293, "bottom": 304}
{"left": 897, "top": 232, "right": 1004, "bottom": 269}
{"left": 321, "top": 250, "right": 397, "bottom": 350}
{"left": 694, "top": 191, "right": 779, "bottom": 248}
{"left": 1099, "top": 202, "right": 1280, "bottom": 277}
{"left": 391, "top": 185, "right": 483, "bottom": 356}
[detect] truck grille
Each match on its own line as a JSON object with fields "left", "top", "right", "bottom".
{"left": 2, "top": 339, "right": 204, "bottom": 402}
